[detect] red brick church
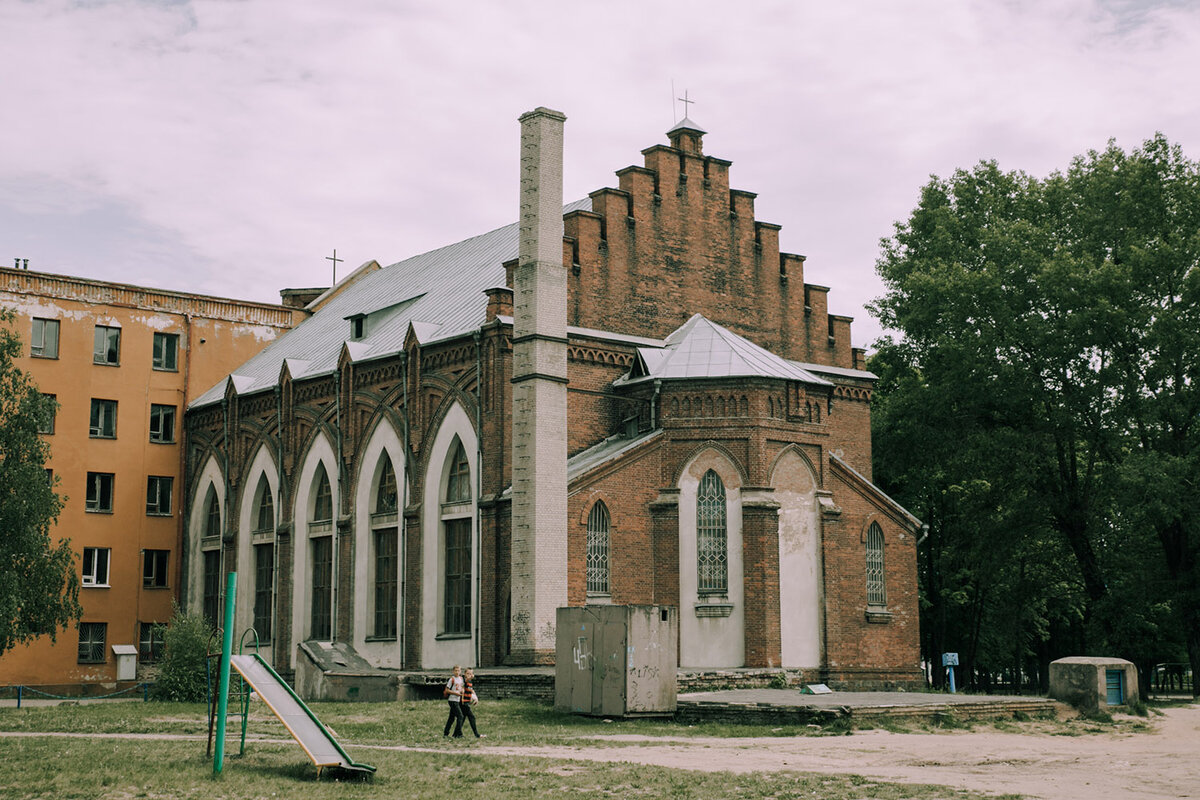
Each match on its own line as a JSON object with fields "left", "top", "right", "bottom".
{"left": 183, "top": 108, "right": 921, "bottom": 688}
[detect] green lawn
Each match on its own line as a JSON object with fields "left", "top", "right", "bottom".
{"left": 0, "top": 698, "right": 1024, "bottom": 799}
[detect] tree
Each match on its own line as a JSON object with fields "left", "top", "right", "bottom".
{"left": 0, "top": 308, "right": 80, "bottom": 655}
{"left": 871, "top": 135, "right": 1200, "bottom": 695}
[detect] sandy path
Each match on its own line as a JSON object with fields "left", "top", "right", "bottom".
{"left": 462, "top": 705, "right": 1200, "bottom": 800}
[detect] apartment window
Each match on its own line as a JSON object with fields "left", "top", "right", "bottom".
{"left": 143, "top": 549, "right": 169, "bottom": 588}
{"left": 697, "top": 470, "right": 728, "bottom": 594}
{"left": 86, "top": 472, "right": 114, "bottom": 513}
{"left": 77, "top": 622, "right": 107, "bottom": 663}
{"left": 139, "top": 622, "right": 164, "bottom": 662}
{"left": 586, "top": 501, "right": 611, "bottom": 595}
{"left": 82, "top": 547, "right": 111, "bottom": 586}
{"left": 310, "top": 536, "right": 333, "bottom": 640}
{"left": 149, "top": 404, "right": 176, "bottom": 444}
{"left": 146, "top": 476, "right": 173, "bottom": 516}
{"left": 31, "top": 318, "right": 59, "bottom": 358}
{"left": 866, "top": 523, "right": 887, "bottom": 607}
{"left": 152, "top": 332, "right": 179, "bottom": 371}
{"left": 89, "top": 399, "right": 117, "bottom": 438}
{"left": 37, "top": 394, "right": 56, "bottom": 434}
{"left": 253, "top": 543, "right": 273, "bottom": 642}
{"left": 45, "top": 468, "right": 54, "bottom": 486}
{"left": 93, "top": 325, "right": 121, "bottom": 365}
{"left": 202, "top": 550, "right": 221, "bottom": 627}
{"left": 373, "top": 529, "right": 398, "bottom": 639}
{"left": 443, "top": 518, "right": 471, "bottom": 635}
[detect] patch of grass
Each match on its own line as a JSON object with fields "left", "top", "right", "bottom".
{"left": 0, "top": 733, "right": 1008, "bottom": 800}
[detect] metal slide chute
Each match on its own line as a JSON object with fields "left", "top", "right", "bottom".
{"left": 229, "top": 653, "right": 376, "bottom": 778}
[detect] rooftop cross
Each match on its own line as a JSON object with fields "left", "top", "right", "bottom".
{"left": 326, "top": 249, "right": 344, "bottom": 285}
{"left": 677, "top": 90, "right": 695, "bottom": 120}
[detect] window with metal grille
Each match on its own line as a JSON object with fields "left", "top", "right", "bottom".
{"left": 375, "top": 458, "right": 397, "bottom": 514}
{"left": 203, "top": 486, "right": 221, "bottom": 537}
{"left": 310, "top": 536, "right": 333, "bottom": 640}
{"left": 86, "top": 472, "right": 114, "bottom": 513}
{"left": 82, "top": 547, "right": 111, "bottom": 586}
{"left": 445, "top": 440, "right": 471, "bottom": 503}
{"left": 253, "top": 476, "right": 274, "bottom": 533}
{"left": 78, "top": 622, "right": 106, "bottom": 663}
{"left": 586, "top": 501, "right": 611, "bottom": 595}
{"left": 697, "top": 469, "right": 728, "bottom": 594}
{"left": 254, "top": 542, "right": 273, "bottom": 642}
{"left": 146, "top": 476, "right": 173, "bottom": 516}
{"left": 443, "top": 518, "right": 471, "bottom": 634}
{"left": 89, "top": 398, "right": 117, "bottom": 438}
{"left": 31, "top": 317, "right": 59, "bottom": 358}
{"left": 866, "top": 523, "right": 886, "bottom": 607}
{"left": 139, "top": 622, "right": 164, "bottom": 662}
{"left": 202, "top": 550, "right": 221, "bottom": 627}
{"left": 142, "top": 549, "right": 169, "bottom": 588}
{"left": 93, "top": 325, "right": 121, "bottom": 365}
{"left": 312, "top": 466, "right": 333, "bottom": 523}
{"left": 373, "top": 528, "right": 398, "bottom": 638}
{"left": 152, "top": 332, "right": 178, "bottom": 371}
{"left": 149, "top": 404, "right": 176, "bottom": 443}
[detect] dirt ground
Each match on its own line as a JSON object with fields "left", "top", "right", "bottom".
{"left": 466, "top": 704, "right": 1200, "bottom": 800}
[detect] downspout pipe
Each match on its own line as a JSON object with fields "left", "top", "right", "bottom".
{"left": 273, "top": 385, "right": 284, "bottom": 656}
{"left": 398, "top": 351, "right": 410, "bottom": 666}
{"left": 917, "top": 523, "right": 930, "bottom": 547}
{"left": 221, "top": 396, "right": 231, "bottom": 617}
{"left": 333, "top": 370, "right": 344, "bottom": 642}
{"left": 472, "top": 330, "right": 483, "bottom": 668}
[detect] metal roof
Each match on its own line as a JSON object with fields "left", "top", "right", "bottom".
{"left": 192, "top": 198, "right": 591, "bottom": 408}
{"left": 614, "top": 314, "right": 832, "bottom": 387}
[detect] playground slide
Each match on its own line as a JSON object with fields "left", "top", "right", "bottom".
{"left": 229, "top": 653, "right": 375, "bottom": 776}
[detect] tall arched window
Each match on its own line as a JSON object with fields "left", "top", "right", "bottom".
{"left": 201, "top": 485, "right": 222, "bottom": 627}
{"left": 310, "top": 464, "right": 333, "bottom": 640}
{"left": 372, "top": 456, "right": 398, "bottom": 639}
{"left": 697, "top": 470, "right": 728, "bottom": 594}
{"left": 442, "top": 439, "right": 471, "bottom": 635}
{"left": 586, "top": 501, "right": 611, "bottom": 595}
{"left": 866, "top": 522, "right": 886, "bottom": 607}
{"left": 251, "top": 476, "right": 274, "bottom": 642}
{"left": 204, "top": 485, "right": 221, "bottom": 538}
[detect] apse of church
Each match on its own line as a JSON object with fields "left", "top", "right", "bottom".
{"left": 183, "top": 109, "right": 922, "bottom": 689}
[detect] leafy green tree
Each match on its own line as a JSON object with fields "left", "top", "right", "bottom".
{"left": 872, "top": 135, "right": 1200, "bottom": 695}
{"left": 0, "top": 308, "right": 81, "bottom": 655}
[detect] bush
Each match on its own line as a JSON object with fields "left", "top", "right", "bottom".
{"left": 150, "top": 608, "right": 214, "bottom": 702}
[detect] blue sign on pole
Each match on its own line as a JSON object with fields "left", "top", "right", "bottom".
{"left": 942, "top": 652, "right": 959, "bottom": 693}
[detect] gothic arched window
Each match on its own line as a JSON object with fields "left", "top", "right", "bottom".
{"left": 866, "top": 522, "right": 886, "bottom": 607}
{"left": 697, "top": 470, "right": 728, "bottom": 594}
{"left": 586, "top": 501, "right": 611, "bottom": 595}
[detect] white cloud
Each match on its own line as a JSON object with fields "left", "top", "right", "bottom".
{"left": 2, "top": 0, "right": 1199, "bottom": 347}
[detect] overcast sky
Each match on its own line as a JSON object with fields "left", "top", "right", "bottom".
{"left": 3, "top": 0, "right": 1198, "bottom": 350}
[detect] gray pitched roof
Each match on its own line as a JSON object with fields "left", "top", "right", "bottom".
{"left": 614, "top": 314, "right": 832, "bottom": 387}
{"left": 192, "top": 198, "right": 591, "bottom": 408}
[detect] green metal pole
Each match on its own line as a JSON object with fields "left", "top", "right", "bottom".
{"left": 213, "top": 572, "right": 237, "bottom": 775}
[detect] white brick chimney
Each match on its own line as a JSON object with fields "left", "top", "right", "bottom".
{"left": 509, "top": 107, "right": 568, "bottom": 663}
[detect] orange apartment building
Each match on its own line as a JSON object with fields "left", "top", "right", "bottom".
{"left": 0, "top": 265, "right": 307, "bottom": 689}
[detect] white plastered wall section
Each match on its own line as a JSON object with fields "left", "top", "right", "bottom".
{"left": 421, "top": 401, "right": 477, "bottom": 669}
{"left": 289, "top": 432, "right": 337, "bottom": 669}
{"left": 352, "top": 418, "right": 405, "bottom": 668}
{"left": 234, "top": 444, "right": 278, "bottom": 663}
{"left": 678, "top": 448, "right": 745, "bottom": 668}
{"left": 772, "top": 447, "right": 821, "bottom": 668}
{"left": 186, "top": 456, "right": 225, "bottom": 616}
